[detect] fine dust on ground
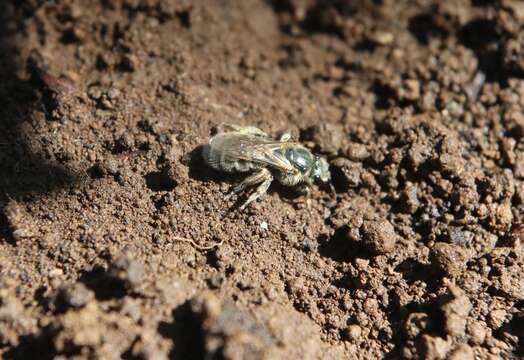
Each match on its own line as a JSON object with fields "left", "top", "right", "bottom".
{"left": 0, "top": 1, "right": 523, "bottom": 359}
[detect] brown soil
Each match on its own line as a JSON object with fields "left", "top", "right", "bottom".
{"left": 0, "top": 1, "right": 523, "bottom": 359}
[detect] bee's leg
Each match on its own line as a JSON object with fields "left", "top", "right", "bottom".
{"left": 296, "top": 184, "right": 311, "bottom": 197}
{"left": 220, "top": 124, "right": 268, "bottom": 137}
{"left": 288, "top": 184, "right": 311, "bottom": 208}
{"left": 279, "top": 133, "right": 292, "bottom": 142}
{"left": 229, "top": 168, "right": 268, "bottom": 194}
{"left": 237, "top": 169, "right": 273, "bottom": 210}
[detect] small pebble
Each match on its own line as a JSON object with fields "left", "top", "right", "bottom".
{"left": 55, "top": 283, "right": 94, "bottom": 310}
{"left": 488, "top": 309, "right": 507, "bottom": 328}
{"left": 359, "top": 219, "right": 397, "bottom": 254}
{"left": 207, "top": 274, "right": 224, "bottom": 289}
{"left": 430, "top": 242, "right": 469, "bottom": 277}
{"left": 344, "top": 324, "right": 362, "bottom": 341}
{"left": 108, "top": 256, "right": 145, "bottom": 289}
{"left": 468, "top": 321, "right": 487, "bottom": 345}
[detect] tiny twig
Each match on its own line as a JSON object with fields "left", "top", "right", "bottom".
{"left": 172, "top": 236, "right": 224, "bottom": 251}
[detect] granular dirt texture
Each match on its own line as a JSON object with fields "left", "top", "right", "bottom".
{"left": 0, "top": 0, "right": 523, "bottom": 359}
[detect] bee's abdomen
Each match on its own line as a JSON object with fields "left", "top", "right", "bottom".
{"left": 202, "top": 136, "right": 256, "bottom": 173}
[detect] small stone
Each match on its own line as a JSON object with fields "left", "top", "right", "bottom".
{"left": 301, "top": 238, "right": 318, "bottom": 253}
{"left": 92, "top": 158, "right": 119, "bottom": 177}
{"left": 344, "top": 324, "right": 362, "bottom": 341}
{"left": 430, "top": 242, "right": 469, "bottom": 277}
{"left": 421, "top": 335, "right": 450, "bottom": 360}
{"left": 401, "top": 183, "right": 419, "bottom": 214}
{"left": 468, "top": 321, "right": 487, "bottom": 345}
{"left": 331, "top": 157, "right": 363, "bottom": 189}
{"left": 345, "top": 142, "right": 369, "bottom": 161}
{"left": 496, "top": 265, "right": 524, "bottom": 300}
{"left": 55, "top": 283, "right": 94, "bottom": 310}
{"left": 207, "top": 274, "right": 224, "bottom": 289}
{"left": 237, "top": 278, "right": 253, "bottom": 291}
{"left": 494, "top": 202, "right": 513, "bottom": 230}
{"left": 260, "top": 221, "right": 268, "bottom": 230}
{"left": 309, "top": 123, "right": 344, "bottom": 154}
{"left": 488, "top": 309, "right": 507, "bottom": 329}
{"left": 87, "top": 85, "right": 103, "bottom": 100}
{"left": 440, "top": 285, "right": 472, "bottom": 337}
{"left": 114, "top": 133, "right": 135, "bottom": 152}
{"left": 359, "top": 219, "right": 397, "bottom": 254}
{"left": 49, "top": 268, "right": 64, "bottom": 278}
{"left": 121, "top": 298, "right": 142, "bottom": 322}
{"left": 108, "top": 256, "right": 145, "bottom": 289}
{"left": 211, "top": 246, "right": 232, "bottom": 269}
{"left": 367, "top": 29, "right": 394, "bottom": 45}
{"left": 106, "top": 87, "right": 121, "bottom": 100}
{"left": 402, "top": 79, "right": 420, "bottom": 101}
{"left": 404, "top": 312, "right": 430, "bottom": 339}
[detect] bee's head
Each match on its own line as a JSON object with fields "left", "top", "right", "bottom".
{"left": 312, "top": 156, "right": 331, "bottom": 184}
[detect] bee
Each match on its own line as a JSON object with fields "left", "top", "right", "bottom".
{"left": 202, "top": 125, "right": 331, "bottom": 210}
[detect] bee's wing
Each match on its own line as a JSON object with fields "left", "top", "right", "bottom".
{"left": 221, "top": 135, "right": 299, "bottom": 174}
{"left": 245, "top": 142, "right": 300, "bottom": 174}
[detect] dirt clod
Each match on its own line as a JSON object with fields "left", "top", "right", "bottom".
{"left": 55, "top": 283, "right": 94, "bottom": 311}
{"left": 421, "top": 335, "right": 450, "bottom": 360}
{"left": 439, "top": 285, "right": 472, "bottom": 337}
{"left": 448, "top": 344, "right": 474, "bottom": 360}
{"left": 429, "top": 243, "right": 470, "bottom": 277}
{"left": 108, "top": 256, "right": 145, "bottom": 290}
{"left": 488, "top": 309, "right": 508, "bottom": 329}
{"left": 344, "top": 324, "right": 362, "bottom": 341}
{"left": 359, "top": 219, "right": 397, "bottom": 254}
{"left": 188, "top": 293, "right": 274, "bottom": 360}
{"left": 307, "top": 123, "right": 344, "bottom": 155}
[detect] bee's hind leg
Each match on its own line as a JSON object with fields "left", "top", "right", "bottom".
{"left": 219, "top": 124, "right": 268, "bottom": 137}
{"left": 229, "top": 168, "right": 273, "bottom": 210}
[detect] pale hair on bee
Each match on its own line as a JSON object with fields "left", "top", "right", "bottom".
{"left": 202, "top": 124, "right": 332, "bottom": 210}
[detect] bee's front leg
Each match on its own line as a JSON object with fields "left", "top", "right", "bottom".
{"left": 279, "top": 132, "right": 292, "bottom": 142}
{"left": 227, "top": 168, "right": 273, "bottom": 210}
{"left": 296, "top": 184, "right": 310, "bottom": 197}
{"left": 239, "top": 168, "right": 273, "bottom": 210}
{"left": 291, "top": 184, "right": 311, "bottom": 208}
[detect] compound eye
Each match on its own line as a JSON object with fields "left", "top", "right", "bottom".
{"left": 286, "top": 148, "right": 312, "bottom": 172}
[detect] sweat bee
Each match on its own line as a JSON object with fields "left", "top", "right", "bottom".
{"left": 202, "top": 125, "right": 331, "bottom": 210}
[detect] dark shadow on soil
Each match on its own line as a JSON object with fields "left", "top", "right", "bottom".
{"left": 0, "top": 2, "right": 79, "bottom": 244}
{"left": 158, "top": 301, "right": 205, "bottom": 360}
{"left": 408, "top": 12, "right": 449, "bottom": 45}
{"left": 145, "top": 170, "right": 177, "bottom": 192}
{"left": 3, "top": 329, "right": 56, "bottom": 360}
{"left": 187, "top": 145, "right": 232, "bottom": 183}
{"left": 78, "top": 266, "right": 128, "bottom": 301}
{"left": 394, "top": 258, "right": 435, "bottom": 285}
{"left": 318, "top": 225, "right": 373, "bottom": 262}
{"left": 383, "top": 295, "right": 448, "bottom": 359}
{"left": 507, "top": 311, "right": 524, "bottom": 357}
{"left": 370, "top": 80, "right": 397, "bottom": 110}
{"left": 458, "top": 18, "right": 503, "bottom": 82}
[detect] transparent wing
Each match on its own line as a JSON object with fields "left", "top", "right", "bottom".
{"left": 214, "top": 134, "right": 299, "bottom": 174}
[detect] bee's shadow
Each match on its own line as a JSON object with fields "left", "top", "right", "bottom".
{"left": 266, "top": 181, "right": 304, "bottom": 201}
{"left": 186, "top": 145, "right": 235, "bottom": 183}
